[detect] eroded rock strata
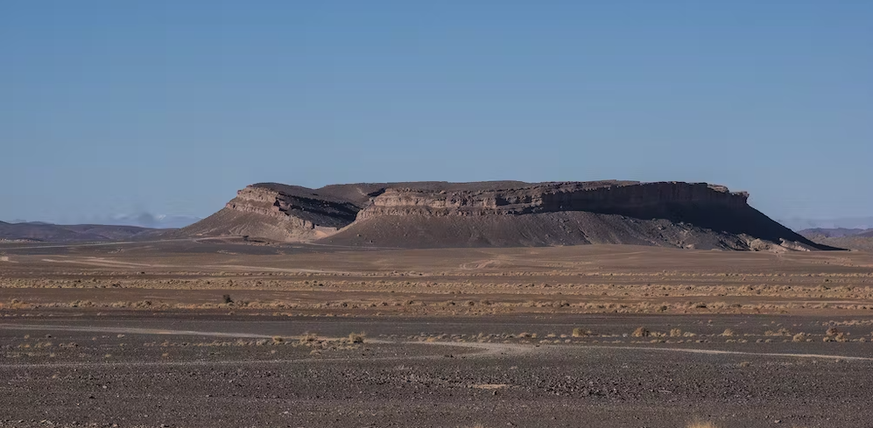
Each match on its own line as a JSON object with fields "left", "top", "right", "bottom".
{"left": 181, "top": 181, "right": 831, "bottom": 250}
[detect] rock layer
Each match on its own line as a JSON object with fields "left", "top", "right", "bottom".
{"left": 358, "top": 181, "right": 746, "bottom": 218}
{"left": 179, "top": 183, "right": 363, "bottom": 242}
{"left": 182, "top": 180, "right": 833, "bottom": 251}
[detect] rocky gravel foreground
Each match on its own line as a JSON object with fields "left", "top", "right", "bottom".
{"left": 2, "top": 315, "right": 872, "bottom": 428}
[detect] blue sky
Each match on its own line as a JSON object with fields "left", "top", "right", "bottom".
{"left": 2, "top": 1, "right": 871, "bottom": 224}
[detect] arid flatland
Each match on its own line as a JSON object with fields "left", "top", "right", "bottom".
{"left": 1, "top": 239, "right": 873, "bottom": 427}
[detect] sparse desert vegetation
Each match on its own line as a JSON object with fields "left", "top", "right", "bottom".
{"left": 2, "top": 242, "right": 873, "bottom": 317}
{"left": 2, "top": 241, "right": 873, "bottom": 426}
{"left": 572, "top": 327, "right": 592, "bottom": 337}
{"left": 632, "top": 327, "right": 651, "bottom": 337}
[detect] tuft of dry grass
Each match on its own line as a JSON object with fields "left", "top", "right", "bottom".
{"left": 632, "top": 327, "right": 650, "bottom": 337}
{"left": 687, "top": 421, "right": 719, "bottom": 428}
{"left": 721, "top": 328, "right": 735, "bottom": 337}
{"left": 572, "top": 328, "right": 591, "bottom": 337}
{"left": 823, "top": 327, "right": 849, "bottom": 342}
{"left": 348, "top": 332, "right": 364, "bottom": 344}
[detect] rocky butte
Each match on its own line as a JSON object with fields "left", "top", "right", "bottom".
{"left": 181, "top": 180, "right": 833, "bottom": 251}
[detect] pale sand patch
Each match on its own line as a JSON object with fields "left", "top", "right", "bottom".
{"left": 470, "top": 383, "right": 511, "bottom": 390}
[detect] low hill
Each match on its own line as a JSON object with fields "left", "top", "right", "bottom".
{"left": 802, "top": 235, "right": 873, "bottom": 252}
{"left": 0, "top": 221, "right": 166, "bottom": 243}
{"left": 181, "top": 180, "right": 834, "bottom": 251}
{"left": 799, "top": 227, "right": 873, "bottom": 251}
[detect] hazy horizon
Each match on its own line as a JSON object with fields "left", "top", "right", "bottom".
{"left": 3, "top": 2, "right": 871, "bottom": 224}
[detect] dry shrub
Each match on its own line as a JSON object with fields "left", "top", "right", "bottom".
{"left": 572, "top": 328, "right": 591, "bottom": 337}
{"left": 669, "top": 328, "right": 683, "bottom": 337}
{"left": 632, "top": 327, "right": 650, "bottom": 337}
{"left": 687, "top": 422, "right": 719, "bottom": 428}
{"left": 792, "top": 333, "right": 807, "bottom": 342}
{"left": 299, "top": 333, "right": 318, "bottom": 344}
{"left": 822, "top": 328, "right": 848, "bottom": 342}
{"left": 348, "top": 332, "right": 364, "bottom": 344}
{"left": 721, "top": 328, "right": 735, "bottom": 337}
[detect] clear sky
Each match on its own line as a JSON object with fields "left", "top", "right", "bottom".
{"left": 2, "top": 1, "right": 871, "bottom": 224}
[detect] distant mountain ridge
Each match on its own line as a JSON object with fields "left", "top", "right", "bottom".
{"left": 78, "top": 213, "right": 201, "bottom": 229}
{"left": 798, "top": 227, "right": 873, "bottom": 251}
{"left": 0, "top": 222, "right": 167, "bottom": 243}
{"left": 780, "top": 217, "right": 873, "bottom": 231}
{"left": 797, "top": 228, "right": 873, "bottom": 238}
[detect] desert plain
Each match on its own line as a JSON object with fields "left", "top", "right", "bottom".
{"left": 1, "top": 238, "right": 873, "bottom": 427}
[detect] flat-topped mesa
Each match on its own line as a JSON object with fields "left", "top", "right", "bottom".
{"left": 183, "top": 179, "right": 832, "bottom": 251}
{"left": 358, "top": 181, "right": 750, "bottom": 219}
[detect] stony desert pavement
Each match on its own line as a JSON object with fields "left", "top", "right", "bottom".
{"left": 2, "top": 239, "right": 873, "bottom": 427}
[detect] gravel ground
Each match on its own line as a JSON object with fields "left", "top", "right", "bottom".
{"left": 2, "top": 314, "right": 873, "bottom": 428}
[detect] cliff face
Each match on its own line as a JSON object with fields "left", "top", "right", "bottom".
{"left": 358, "top": 182, "right": 748, "bottom": 218}
{"left": 226, "top": 184, "right": 359, "bottom": 229}
{"left": 182, "top": 180, "right": 832, "bottom": 251}
{"left": 180, "top": 183, "right": 365, "bottom": 241}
